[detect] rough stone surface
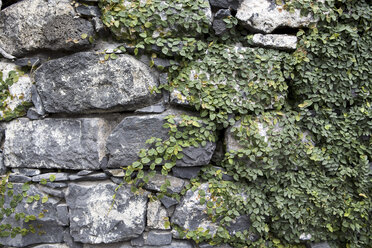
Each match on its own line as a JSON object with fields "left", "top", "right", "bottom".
{"left": 34, "top": 52, "right": 160, "bottom": 114}
{"left": 66, "top": 181, "right": 149, "bottom": 244}
{"left": 68, "top": 173, "right": 109, "bottom": 181}
{"left": 77, "top": 170, "right": 94, "bottom": 176}
{"left": 8, "top": 174, "right": 31, "bottom": 183}
{"left": 83, "top": 240, "right": 194, "bottom": 248}
{"left": 38, "top": 185, "right": 65, "bottom": 198}
{"left": 135, "top": 104, "right": 166, "bottom": 114}
{"left": 0, "top": 60, "right": 32, "bottom": 118}
{"left": 147, "top": 200, "right": 170, "bottom": 230}
{"left": 11, "top": 168, "right": 41, "bottom": 176}
{"left": 252, "top": 34, "right": 297, "bottom": 50}
{"left": 15, "top": 57, "right": 41, "bottom": 67}
{"left": 32, "top": 173, "right": 70, "bottom": 182}
{"left": 76, "top": 5, "right": 101, "bottom": 17}
{"left": 31, "top": 84, "right": 46, "bottom": 116}
{"left": 26, "top": 107, "right": 43, "bottom": 120}
{"left": 159, "top": 195, "right": 179, "bottom": 209}
{"left": 0, "top": 0, "right": 94, "bottom": 56}
{"left": 57, "top": 204, "right": 70, "bottom": 226}
{"left": 32, "top": 245, "right": 69, "bottom": 248}
{"left": 145, "top": 173, "right": 185, "bottom": 194}
{"left": 172, "top": 166, "right": 201, "bottom": 179}
{"left": 4, "top": 118, "right": 111, "bottom": 170}
{"left": 0, "top": 184, "right": 66, "bottom": 247}
{"left": 146, "top": 231, "right": 172, "bottom": 246}
{"left": 213, "top": 9, "right": 231, "bottom": 35}
{"left": 106, "top": 110, "right": 215, "bottom": 168}
{"left": 236, "top": 0, "right": 317, "bottom": 33}
{"left": 209, "top": 0, "right": 241, "bottom": 10}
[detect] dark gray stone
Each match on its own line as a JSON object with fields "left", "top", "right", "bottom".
{"left": 0, "top": 128, "right": 4, "bottom": 142}
{"left": 308, "top": 242, "right": 331, "bottom": 248}
{"left": 146, "top": 231, "right": 172, "bottom": 246}
{"left": 213, "top": 9, "right": 231, "bottom": 35}
{"left": 11, "top": 168, "right": 41, "bottom": 176}
{"left": 172, "top": 167, "right": 201, "bottom": 179}
{"left": 32, "top": 173, "right": 70, "bottom": 182}
{"left": 34, "top": 52, "right": 161, "bottom": 114}
{"left": 63, "top": 229, "right": 84, "bottom": 248}
{"left": 135, "top": 104, "right": 166, "bottom": 114}
{"left": 56, "top": 204, "right": 70, "bottom": 226}
{"left": 226, "top": 215, "right": 250, "bottom": 235}
{"left": 199, "top": 243, "right": 232, "bottom": 248}
{"left": 153, "top": 58, "right": 178, "bottom": 69}
{"left": 76, "top": 5, "right": 101, "bottom": 17}
{"left": 8, "top": 174, "right": 32, "bottom": 183}
{"left": 92, "top": 16, "right": 107, "bottom": 36}
{"left": 26, "top": 107, "right": 43, "bottom": 120}
{"left": 84, "top": 240, "right": 194, "bottom": 248}
{"left": 31, "top": 84, "right": 46, "bottom": 116}
{"left": 159, "top": 195, "right": 179, "bottom": 209}
{"left": 0, "top": 184, "right": 66, "bottom": 247}
{"left": 106, "top": 110, "right": 216, "bottom": 168}
{"left": 0, "top": 0, "right": 94, "bottom": 57}
{"left": 44, "top": 182, "right": 68, "bottom": 189}
{"left": 110, "top": 177, "right": 123, "bottom": 184}
{"left": 131, "top": 233, "right": 145, "bottom": 246}
{"left": 68, "top": 173, "right": 109, "bottom": 181}
{"left": 15, "top": 57, "right": 41, "bottom": 67}
{"left": 144, "top": 173, "right": 185, "bottom": 194}
{"left": 209, "top": 0, "right": 241, "bottom": 10}
{"left": 4, "top": 118, "right": 111, "bottom": 170}
{"left": 66, "top": 181, "right": 149, "bottom": 244}
{"left": 0, "top": 151, "right": 4, "bottom": 175}
{"left": 38, "top": 185, "right": 65, "bottom": 198}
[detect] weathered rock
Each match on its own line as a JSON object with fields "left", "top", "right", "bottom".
{"left": 83, "top": 240, "right": 194, "bottom": 248}
{"left": 76, "top": 5, "right": 101, "bottom": 17}
{"left": 56, "top": 204, "right": 70, "bottom": 226}
{"left": 77, "top": 170, "right": 94, "bottom": 176}
{"left": 209, "top": 0, "right": 241, "bottom": 10}
{"left": 236, "top": 0, "right": 317, "bottom": 33}
{"left": 0, "top": 0, "right": 94, "bottom": 56}
{"left": 159, "top": 195, "right": 179, "bottom": 209}
{"left": 135, "top": 104, "right": 166, "bottom": 114}
{"left": 4, "top": 118, "right": 111, "bottom": 170}
{"left": 199, "top": 243, "right": 233, "bottom": 248}
{"left": 172, "top": 167, "right": 201, "bottom": 179}
{"left": 63, "top": 229, "right": 84, "bottom": 248}
{"left": 0, "top": 0, "right": 2, "bottom": 10}
{"left": 32, "top": 173, "right": 70, "bottom": 182}
{"left": 213, "top": 9, "right": 232, "bottom": 35}
{"left": 8, "top": 174, "right": 31, "bottom": 183}
{"left": 43, "top": 182, "right": 68, "bottom": 189}
{"left": 32, "top": 244, "right": 69, "bottom": 248}
{"left": 145, "top": 173, "right": 185, "bottom": 194}
{"left": 34, "top": 52, "right": 160, "bottom": 114}
{"left": 308, "top": 242, "right": 331, "bottom": 248}
{"left": 252, "top": 34, "right": 297, "bottom": 50}
{"left": 68, "top": 172, "right": 109, "bottom": 181}
{"left": 105, "top": 169, "right": 125, "bottom": 177}
{"left": 106, "top": 110, "right": 216, "bottom": 168}
{"left": 26, "top": 107, "right": 44, "bottom": 120}
{"left": 15, "top": 57, "right": 41, "bottom": 67}
{"left": 66, "top": 181, "right": 149, "bottom": 244}
{"left": 11, "top": 168, "right": 41, "bottom": 176}
{"left": 0, "top": 60, "right": 32, "bottom": 119}
{"left": 31, "top": 84, "right": 46, "bottom": 116}
{"left": 38, "top": 185, "right": 65, "bottom": 198}
{"left": 147, "top": 200, "right": 170, "bottom": 230}
{"left": 146, "top": 230, "right": 172, "bottom": 246}
{"left": 0, "top": 184, "right": 66, "bottom": 247}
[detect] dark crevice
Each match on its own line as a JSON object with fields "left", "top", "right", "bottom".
{"left": 1, "top": 0, "right": 22, "bottom": 10}
{"left": 271, "top": 26, "right": 301, "bottom": 35}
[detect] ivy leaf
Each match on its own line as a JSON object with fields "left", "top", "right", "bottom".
{"left": 81, "top": 33, "right": 88, "bottom": 39}
{"left": 41, "top": 196, "right": 49, "bottom": 204}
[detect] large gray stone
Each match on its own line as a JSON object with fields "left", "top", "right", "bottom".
{"left": 0, "top": 0, "right": 94, "bottom": 56}
{"left": 66, "top": 181, "right": 149, "bottom": 244}
{"left": 146, "top": 231, "right": 172, "bottom": 246}
{"left": 34, "top": 52, "right": 161, "bottom": 114}
{"left": 147, "top": 200, "right": 170, "bottom": 230}
{"left": 106, "top": 110, "right": 216, "bottom": 168}
{"left": 252, "top": 34, "right": 297, "bottom": 50}
{"left": 4, "top": 118, "right": 111, "bottom": 170}
{"left": 236, "top": 0, "right": 317, "bottom": 33}
{"left": 0, "top": 184, "right": 66, "bottom": 247}
{"left": 0, "top": 60, "right": 32, "bottom": 119}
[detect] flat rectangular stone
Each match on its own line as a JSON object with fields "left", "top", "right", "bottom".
{"left": 4, "top": 118, "right": 111, "bottom": 170}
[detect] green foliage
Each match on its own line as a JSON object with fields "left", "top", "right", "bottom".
{"left": 99, "top": 0, "right": 372, "bottom": 247}
{"left": 0, "top": 69, "right": 32, "bottom": 122}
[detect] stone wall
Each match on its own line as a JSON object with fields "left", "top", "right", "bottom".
{"left": 0, "top": 1, "right": 335, "bottom": 248}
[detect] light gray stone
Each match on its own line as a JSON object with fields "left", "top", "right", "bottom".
{"left": 44, "top": 182, "right": 68, "bottom": 189}
{"left": 83, "top": 240, "right": 194, "bottom": 248}
{"left": 68, "top": 172, "right": 109, "bottom": 181}
{"left": 0, "top": 60, "right": 32, "bottom": 119}
{"left": 252, "top": 34, "right": 297, "bottom": 50}
{"left": 34, "top": 52, "right": 161, "bottom": 114}
{"left": 4, "top": 118, "right": 111, "bottom": 170}
{"left": 135, "top": 104, "right": 166, "bottom": 114}
{"left": 144, "top": 173, "right": 185, "bottom": 194}
{"left": 38, "top": 185, "right": 65, "bottom": 198}
{"left": 209, "top": 0, "right": 241, "bottom": 10}
{"left": 77, "top": 170, "right": 94, "bottom": 176}
{"left": 66, "top": 181, "right": 149, "bottom": 244}
{"left": 31, "top": 84, "right": 46, "bottom": 116}
{"left": 32, "top": 244, "right": 69, "bottom": 248}
{"left": 0, "top": 184, "right": 66, "bottom": 247}
{"left": 63, "top": 229, "right": 84, "bottom": 248}
{"left": 0, "top": 0, "right": 94, "bottom": 56}
{"left": 56, "top": 204, "right": 70, "bottom": 226}
{"left": 105, "top": 169, "right": 125, "bottom": 177}
{"left": 0, "top": 0, "right": 2, "bottom": 10}
{"left": 236, "top": 0, "right": 317, "bottom": 33}
{"left": 26, "top": 107, "right": 43, "bottom": 120}
{"left": 12, "top": 168, "right": 41, "bottom": 176}
{"left": 146, "top": 230, "right": 172, "bottom": 246}
{"left": 106, "top": 110, "right": 216, "bottom": 168}
{"left": 147, "top": 200, "right": 170, "bottom": 230}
